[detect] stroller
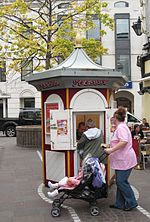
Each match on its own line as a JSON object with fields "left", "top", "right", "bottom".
{"left": 50, "top": 152, "right": 108, "bottom": 217}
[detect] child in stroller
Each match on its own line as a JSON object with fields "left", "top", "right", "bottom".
{"left": 48, "top": 154, "right": 108, "bottom": 217}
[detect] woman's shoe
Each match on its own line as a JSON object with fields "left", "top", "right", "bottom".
{"left": 109, "top": 204, "right": 122, "bottom": 209}
{"left": 124, "top": 204, "right": 138, "bottom": 211}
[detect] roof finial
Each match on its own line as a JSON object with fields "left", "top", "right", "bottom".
{"left": 75, "top": 31, "right": 82, "bottom": 48}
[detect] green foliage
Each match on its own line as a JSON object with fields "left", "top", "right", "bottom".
{"left": 82, "top": 38, "right": 108, "bottom": 61}
{"left": 0, "top": 0, "right": 114, "bottom": 73}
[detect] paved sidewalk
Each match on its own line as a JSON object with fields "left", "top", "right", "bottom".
{"left": 0, "top": 135, "right": 150, "bottom": 222}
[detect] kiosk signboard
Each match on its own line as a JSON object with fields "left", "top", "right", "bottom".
{"left": 50, "top": 110, "right": 73, "bottom": 150}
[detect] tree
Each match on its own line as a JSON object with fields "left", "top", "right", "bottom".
{"left": 0, "top": 0, "right": 113, "bottom": 75}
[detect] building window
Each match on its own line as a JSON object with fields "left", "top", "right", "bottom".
{"left": 20, "top": 21, "right": 33, "bottom": 81}
{"left": 116, "top": 54, "right": 131, "bottom": 78}
{"left": 114, "top": 1, "right": 129, "bottom": 7}
{"left": 20, "top": 97, "right": 35, "bottom": 108}
{"left": 86, "top": 15, "right": 101, "bottom": 40}
{"left": 0, "top": 99, "right": 3, "bottom": 118}
{"left": 116, "top": 18, "right": 129, "bottom": 39}
{"left": 115, "top": 13, "right": 131, "bottom": 80}
{"left": 22, "top": 22, "right": 32, "bottom": 36}
{"left": 57, "top": 14, "right": 66, "bottom": 26}
{"left": 0, "top": 61, "right": 6, "bottom": 82}
{"left": 24, "top": 98, "right": 35, "bottom": 108}
{"left": 86, "top": 15, "right": 101, "bottom": 64}
{"left": 58, "top": 3, "right": 70, "bottom": 9}
{"left": 57, "top": 14, "right": 73, "bottom": 28}
{"left": 21, "top": 59, "right": 33, "bottom": 81}
{"left": 57, "top": 14, "right": 73, "bottom": 39}
{"left": 116, "top": 97, "right": 131, "bottom": 112}
{"left": 141, "top": 54, "right": 150, "bottom": 78}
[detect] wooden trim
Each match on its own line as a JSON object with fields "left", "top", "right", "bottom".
{"left": 66, "top": 88, "right": 69, "bottom": 109}
{"left": 41, "top": 93, "right": 46, "bottom": 183}
{"left": 67, "top": 151, "right": 71, "bottom": 177}
{"left": 66, "top": 88, "right": 71, "bottom": 177}
{"left": 106, "top": 89, "right": 110, "bottom": 106}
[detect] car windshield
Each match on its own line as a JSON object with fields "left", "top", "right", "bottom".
{"left": 127, "top": 114, "right": 140, "bottom": 123}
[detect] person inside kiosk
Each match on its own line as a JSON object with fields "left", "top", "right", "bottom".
{"left": 76, "top": 121, "right": 86, "bottom": 141}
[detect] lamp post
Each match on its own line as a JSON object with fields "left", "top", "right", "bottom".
{"left": 132, "top": 17, "right": 142, "bottom": 36}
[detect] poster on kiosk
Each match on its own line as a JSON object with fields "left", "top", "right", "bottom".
{"left": 50, "top": 110, "right": 74, "bottom": 150}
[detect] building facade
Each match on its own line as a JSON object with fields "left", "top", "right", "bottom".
{"left": 0, "top": 0, "right": 144, "bottom": 119}
{"left": 138, "top": 0, "right": 150, "bottom": 123}
{"left": 0, "top": 72, "right": 41, "bottom": 118}
{"left": 101, "top": 0, "right": 144, "bottom": 117}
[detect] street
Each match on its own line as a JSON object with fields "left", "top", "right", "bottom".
{"left": 0, "top": 134, "right": 150, "bottom": 222}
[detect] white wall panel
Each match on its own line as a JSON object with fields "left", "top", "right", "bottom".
{"left": 46, "top": 151, "right": 65, "bottom": 182}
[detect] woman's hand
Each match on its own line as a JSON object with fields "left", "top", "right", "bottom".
{"left": 101, "top": 143, "right": 110, "bottom": 148}
{"left": 104, "top": 147, "right": 113, "bottom": 155}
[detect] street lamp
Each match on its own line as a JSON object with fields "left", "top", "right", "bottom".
{"left": 132, "top": 17, "right": 142, "bottom": 36}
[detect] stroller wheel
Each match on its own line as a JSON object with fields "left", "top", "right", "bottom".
{"left": 51, "top": 207, "right": 61, "bottom": 217}
{"left": 90, "top": 206, "right": 99, "bottom": 216}
{"left": 52, "top": 199, "right": 61, "bottom": 207}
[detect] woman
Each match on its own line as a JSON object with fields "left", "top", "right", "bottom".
{"left": 141, "top": 118, "right": 149, "bottom": 130}
{"left": 105, "top": 107, "right": 138, "bottom": 211}
{"left": 131, "top": 124, "right": 144, "bottom": 140}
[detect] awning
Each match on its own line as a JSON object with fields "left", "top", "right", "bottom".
{"left": 139, "top": 76, "right": 150, "bottom": 82}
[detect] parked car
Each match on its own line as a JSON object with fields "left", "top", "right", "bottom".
{"left": 126, "top": 111, "right": 142, "bottom": 128}
{"left": 0, "top": 108, "right": 41, "bottom": 137}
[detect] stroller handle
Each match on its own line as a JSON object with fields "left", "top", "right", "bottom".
{"left": 99, "top": 149, "right": 109, "bottom": 162}
{"left": 101, "top": 144, "right": 107, "bottom": 149}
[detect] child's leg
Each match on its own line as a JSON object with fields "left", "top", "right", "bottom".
{"left": 48, "top": 177, "right": 68, "bottom": 191}
{"left": 47, "top": 189, "right": 59, "bottom": 198}
{"left": 58, "top": 176, "right": 68, "bottom": 186}
{"left": 48, "top": 181, "right": 59, "bottom": 189}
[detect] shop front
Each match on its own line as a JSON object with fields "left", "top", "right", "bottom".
{"left": 26, "top": 42, "right": 127, "bottom": 186}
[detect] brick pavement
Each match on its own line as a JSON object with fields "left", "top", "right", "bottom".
{"left": 0, "top": 135, "right": 150, "bottom": 222}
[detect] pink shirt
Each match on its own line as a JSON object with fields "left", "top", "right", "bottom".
{"left": 110, "top": 122, "right": 137, "bottom": 170}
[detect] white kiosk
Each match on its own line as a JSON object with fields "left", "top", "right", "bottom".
{"left": 26, "top": 40, "right": 127, "bottom": 186}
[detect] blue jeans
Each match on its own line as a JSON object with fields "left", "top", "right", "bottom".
{"left": 114, "top": 168, "right": 138, "bottom": 209}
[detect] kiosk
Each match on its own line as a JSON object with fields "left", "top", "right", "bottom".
{"left": 26, "top": 39, "right": 127, "bottom": 186}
